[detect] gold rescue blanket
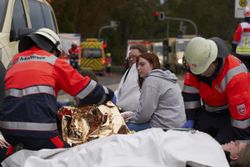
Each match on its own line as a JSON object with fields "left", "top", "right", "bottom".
{"left": 59, "top": 101, "right": 131, "bottom": 146}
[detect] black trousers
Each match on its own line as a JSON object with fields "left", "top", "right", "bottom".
{"left": 196, "top": 110, "right": 236, "bottom": 144}
{"left": 4, "top": 135, "right": 68, "bottom": 150}
{"left": 70, "top": 58, "right": 79, "bottom": 69}
{"left": 0, "top": 135, "right": 68, "bottom": 162}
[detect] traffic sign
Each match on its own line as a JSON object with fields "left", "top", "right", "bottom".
{"left": 235, "top": 0, "right": 250, "bottom": 18}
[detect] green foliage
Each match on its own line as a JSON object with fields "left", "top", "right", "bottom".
{"left": 51, "top": 0, "right": 241, "bottom": 65}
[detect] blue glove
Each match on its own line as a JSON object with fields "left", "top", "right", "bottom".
{"left": 181, "top": 120, "right": 194, "bottom": 128}
{"left": 111, "top": 95, "right": 117, "bottom": 104}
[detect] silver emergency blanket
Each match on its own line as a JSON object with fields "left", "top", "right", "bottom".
{"left": 2, "top": 128, "right": 229, "bottom": 167}
{"left": 60, "top": 102, "right": 131, "bottom": 146}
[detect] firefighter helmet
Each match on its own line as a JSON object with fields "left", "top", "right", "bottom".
{"left": 19, "top": 28, "right": 62, "bottom": 55}
{"left": 245, "top": 6, "right": 250, "bottom": 17}
{"left": 184, "top": 37, "right": 218, "bottom": 75}
{"left": 71, "top": 41, "right": 78, "bottom": 47}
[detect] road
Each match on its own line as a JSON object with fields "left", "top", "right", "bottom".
{"left": 57, "top": 73, "right": 184, "bottom": 104}
{"left": 97, "top": 73, "right": 184, "bottom": 91}
{"left": 96, "top": 73, "right": 123, "bottom": 91}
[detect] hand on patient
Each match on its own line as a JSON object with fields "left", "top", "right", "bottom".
{"left": 121, "top": 111, "right": 134, "bottom": 122}
{"left": 0, "top": 134, "right": 10, "bottom": 148}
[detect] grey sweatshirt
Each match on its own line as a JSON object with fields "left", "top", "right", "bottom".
{"left": 130, "top": 69, "right": 186, "bottom": 129}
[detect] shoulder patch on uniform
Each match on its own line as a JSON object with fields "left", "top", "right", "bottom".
{"left": 237, "top": 104, "right": 246, "bottom": 116}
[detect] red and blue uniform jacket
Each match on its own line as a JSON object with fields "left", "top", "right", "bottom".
{"left": 0, "top": 47, "right": 113, "bottom": 138}
{"left": 182, "top": 55, "right": 250, "bottom": 139}
{"left": 68, "top": 47, "right": 80, "bottom": 59}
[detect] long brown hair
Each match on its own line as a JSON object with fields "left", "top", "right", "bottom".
{"left": 136, "top": 52, "right": 161, "bottom": 88}
{"left": 230, "top": 143, "right": 250, "bottom": 167}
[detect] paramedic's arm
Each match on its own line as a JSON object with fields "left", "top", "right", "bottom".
{"left": 227, "top": 71, "right": 250, "bottom": 130}
{"left": 55, "top": 59, "right": 114, "bottom": 105}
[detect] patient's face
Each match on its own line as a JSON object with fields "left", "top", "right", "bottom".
{"left": 222, "top": 141, "right": 247, "bottom": 160}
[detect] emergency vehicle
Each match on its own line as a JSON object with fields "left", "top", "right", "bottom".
{"left": 164, "top": 36, "right": 195, "bottom": 73}
{"left": 126, "top": 37, "right": 194, "bottom": 74}
{"left": 80, "top": 38, "right": 106, "bottom": 72}
{"left": 126, "top": 40, "right": 164, "bottom": 66}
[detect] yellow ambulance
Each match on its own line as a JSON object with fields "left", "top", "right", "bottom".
{"left": 80, "top": 38, "right": 105, "bottom": 72}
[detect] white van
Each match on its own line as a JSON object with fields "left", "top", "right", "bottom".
{"left": 0, "top": 0, "right": 59, "bottom": 107}
{"left": 0, "top": 0, "right": 59, "bottom": 68}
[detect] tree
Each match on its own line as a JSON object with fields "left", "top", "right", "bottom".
{"left": 51, "top": 0, "right": 241, "bottom": 65}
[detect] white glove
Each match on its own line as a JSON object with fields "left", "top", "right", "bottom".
{"left": 0, "top": 132, "right": 10, "bottom": 148}
{"left": 121, "top": 111, "right": 134, "bottom": 122}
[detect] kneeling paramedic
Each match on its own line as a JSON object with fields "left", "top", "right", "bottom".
{"left": 0, "top": 28, "right": 114, "bottom": 156}
{"left": 182, "top": 36, "right": 250, "bottom": 144}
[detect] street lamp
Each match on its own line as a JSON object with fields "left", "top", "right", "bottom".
{"left": 98, "top": 21, "right": 119, "bottom": 39}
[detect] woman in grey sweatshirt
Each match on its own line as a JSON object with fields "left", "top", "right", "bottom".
{"left": 121, "top": 53, "right": 186, "bottom": 131}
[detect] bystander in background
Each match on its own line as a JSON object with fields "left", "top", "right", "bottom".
{"left": 104, "top": 52, "right": 112, "bottom": 77}
{"left": 121, "top": 53, "right": 186, "bottom": 131}
{"left": 68, "top": 41, "right": 80, "bottom": 70}
{"left": 115, "top": 44, "right": 148, "bottom": 112}
{"left": 232, "top": 6, "right": 250, "bottom": 71}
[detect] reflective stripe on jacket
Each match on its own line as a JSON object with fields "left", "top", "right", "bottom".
{"left": 183, "top": 55, "right": 250, "bottom": 129}
{"left": 0, "top": 47, "right": 111, "bottom": 138}
{"left": 233, "top": 22, "right": 250, "bottom": 55}
{"left": 5, "top": 47, "right": 97, "bottom": 97}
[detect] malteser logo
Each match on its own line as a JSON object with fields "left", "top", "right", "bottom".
{"left": 237, "top": 104, "right": 246, "bottom": 115}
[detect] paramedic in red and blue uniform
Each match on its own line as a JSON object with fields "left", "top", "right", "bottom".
{"left": 182, "top": 36, "right": 250, "bottom": 144}
{"left": 0, "top": 28, "right": 114, "bottom": 151}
